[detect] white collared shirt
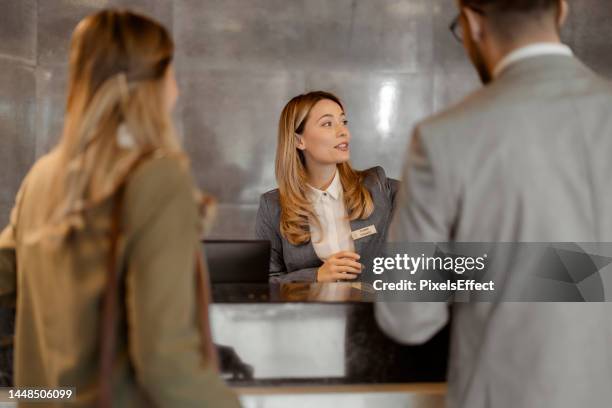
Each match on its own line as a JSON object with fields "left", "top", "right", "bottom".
{"left": 307, "top": 171, "right": 355, "bottom": 261}
{"left": 493, "top": 42, "right": 574, "bottom": 78}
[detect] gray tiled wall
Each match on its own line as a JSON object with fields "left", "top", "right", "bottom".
{"left": 1, "top": 0, "right": 611, "bottom": 238}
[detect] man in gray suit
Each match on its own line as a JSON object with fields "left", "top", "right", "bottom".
{"left": 376, "top": 1, "right": 612, "bottom": 407}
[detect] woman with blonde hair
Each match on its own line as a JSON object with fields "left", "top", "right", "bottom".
{"left": 256, "top": 91, "right": 398, "bottom": 283}
{"left": 0, "top": 9, "right": 239, "bottom": 407}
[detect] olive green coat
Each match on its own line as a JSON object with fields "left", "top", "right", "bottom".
{"left": 0, "top": 151, "right": 240, "bottom": 407}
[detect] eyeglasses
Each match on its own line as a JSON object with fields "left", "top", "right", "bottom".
{"left": 449, "top": 14, "right": 463, "bottom": 42}
{"left": 449, "top": 8, "right": 485, "bottom": 43}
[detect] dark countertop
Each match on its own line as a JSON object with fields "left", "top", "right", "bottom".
{"left": 212, "top": 283, "right": 449, "bottom": 387}
{"left": 212, "top": 282, "right": 373, "bottom": 303}
{"left": 0, "top": 284, "right": 449, "bottom": 388}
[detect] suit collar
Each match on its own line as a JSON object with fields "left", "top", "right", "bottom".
{"left": 494, "top": 53, "right": 588, "bottom": 85}
{"left": 493, "top": 43, "right": 573, "bottom": 79}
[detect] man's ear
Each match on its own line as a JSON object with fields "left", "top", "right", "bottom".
{"left": 463, "top": 7, "right": 485, "bottom": 43}
{"left": 295, "top": 134, "right": 306, "bottom": 150}
{"left": 557, "top": 0, "right": 569, "bottom": 28}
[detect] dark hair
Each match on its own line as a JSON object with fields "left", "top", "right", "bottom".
{"left": 461, "top": 0, "right": 560, "bottom": 39}
{"left": 461, "top": 0, "right": 558, "bottom": 13}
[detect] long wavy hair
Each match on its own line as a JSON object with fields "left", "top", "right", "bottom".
{"left": 276, "top": 91, "right": 374, "bottom": 245}
{"left": 29, "top": 9, "right": 184, "bottom": 244}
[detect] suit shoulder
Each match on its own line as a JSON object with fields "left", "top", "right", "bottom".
{"left": 419, "top": 85, "right": 495, "bottom": 133}
{"left": 258, "top": 188, "right": 281, "bottom": 217}
{"left": 363, "top": 166, "right": 399, "bottom": 183}
{"left": 362, "top": 165, "right": 381, "bottom": 177}
{"left": 260, "top": 188, "right": 280, "bottom": 204}
{"left": 582, "top": 71, "right": 612, "bottom": 100}
{"left": 362, "top": 166, "right": 398, "bottom": 196}
{"left": 362, "top": 166, "right": 388, "bottom": 183}
{"left": 256, "top": 189, "right": 282, "bottom": 237}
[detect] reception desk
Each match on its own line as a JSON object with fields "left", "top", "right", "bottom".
{"left": 213, "top": 283, "right": 449, "bottom": 408}
{"left": 0, "top": 284, "right": 449, "bottom": 407}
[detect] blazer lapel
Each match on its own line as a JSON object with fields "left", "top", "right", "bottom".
{"left": 298, "top": 225, "right": 320, "bottom": 265}
{"left": 304, "top": 238, "right": 318, "bottom": 262}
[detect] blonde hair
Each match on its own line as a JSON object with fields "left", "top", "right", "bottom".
{"left": 31, "top": 9, "right": 183, "bottom": 243}
{"left": 276, "top": 91, "right": 374, "bottom": 245}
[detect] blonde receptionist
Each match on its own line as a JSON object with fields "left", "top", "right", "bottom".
{"left": 256, "top": 91, "right": 398, "bottom": 283}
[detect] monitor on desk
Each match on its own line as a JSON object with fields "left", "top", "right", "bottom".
{"left": 202, "top": 240, "right": 270, "bottom": 284}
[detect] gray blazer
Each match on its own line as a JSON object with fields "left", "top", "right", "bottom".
{"left": 376, "top": 54, "right": 612, "bottom": 408}
{"left": 256, "top": 166, "right": 398, "bottom": 283}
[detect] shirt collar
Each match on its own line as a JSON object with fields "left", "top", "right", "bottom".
{"left": 307, "top": 170, "right": 342, "bottom": 202}
{"left": 493, "top": 43, "right": 573, "bottom": 79}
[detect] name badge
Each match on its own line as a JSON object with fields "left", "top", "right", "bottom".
{"left": 351, "top": 225, "right": 377, "bottom": 240}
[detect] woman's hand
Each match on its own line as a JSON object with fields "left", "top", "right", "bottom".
{"left": 316, "top": 251, "right": 363, "bottom": 282}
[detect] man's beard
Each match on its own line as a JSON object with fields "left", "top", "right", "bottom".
{"left": 467, "top": 38, "right": 493, "bottom": 85}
